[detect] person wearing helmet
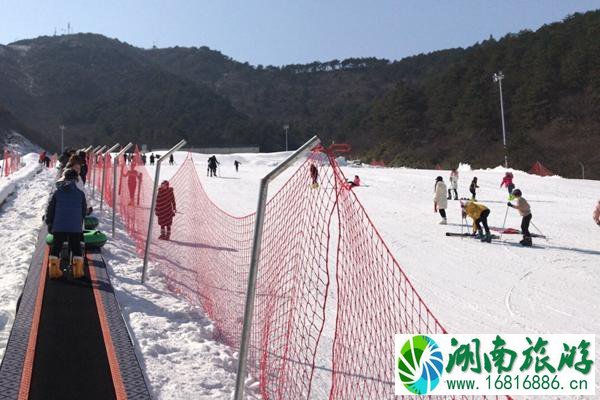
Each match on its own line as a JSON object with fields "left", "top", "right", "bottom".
{"left": 45, "top": 169, "right": 87, "bottom": 279}
{"left": 434, "top": 176, "right": 448, "bottom": 225}
{"left": 508, "top": 188, "right": 532, "bottom": 246}
{"left": 461, "top": 200, "right": 492, "bottom": 242}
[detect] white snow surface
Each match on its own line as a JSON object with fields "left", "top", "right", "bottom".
{"left": 148, "top": 151, "right": 599, "bottom": 398}
{"left": 0, "top": 154, "right": 53, "bottom": 360}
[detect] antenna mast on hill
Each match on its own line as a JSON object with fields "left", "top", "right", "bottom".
{"left": 67, "top": 22, "right": 71, "bottom": 34}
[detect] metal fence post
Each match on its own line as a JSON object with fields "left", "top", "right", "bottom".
{"left": 100, "top": 143, "right": 120, "bottom": 212}
{"left": 233, "top": 135, "right": 320, "bottom": 400}
{"left": 112, "top": 143, "right": 133, "bottom": 237}
{"left": 141, "top": 139, "right": 187, "bottom": 284}
{"left": 92, "top": 145, "right": 107, "bottom": 196}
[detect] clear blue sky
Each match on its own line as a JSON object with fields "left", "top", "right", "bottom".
{"left": 1, "top": 0, "right": 599, "bottom": 66}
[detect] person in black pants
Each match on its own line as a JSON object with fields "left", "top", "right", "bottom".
{"left": 45, "top": 169, "right": 87, "bottom": 279}
{"left": 508, "top": 189, "right": 533, "bottom": 246}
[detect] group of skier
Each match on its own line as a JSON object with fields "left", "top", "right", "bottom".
{"left": 434, "top": 170, "right": 534, "bottom": 246}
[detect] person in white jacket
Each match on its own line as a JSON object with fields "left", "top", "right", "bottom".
{"left": 434, "top": 176, "right": 448, "bottom": 224}
{"left": 447, "top": 169, "right": 459, "bottom": 200}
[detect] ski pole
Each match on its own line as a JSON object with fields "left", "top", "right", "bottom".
{"left": 530, "top": 221, "right": 548, "bottom": 241}
{"left": 500, "top": 205, "right": 510, "bottom": 239}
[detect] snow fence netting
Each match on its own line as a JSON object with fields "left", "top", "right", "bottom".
{"left": 91, "top": 145, "right": 510, "bottom": 400}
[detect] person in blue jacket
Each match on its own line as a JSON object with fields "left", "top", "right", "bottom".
{"left": 45, "top": 169, "right": 87, "bottom": 279}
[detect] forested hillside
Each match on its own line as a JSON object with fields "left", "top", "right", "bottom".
{"left": 0, "top": 10, "right": 598, "bottom": 177}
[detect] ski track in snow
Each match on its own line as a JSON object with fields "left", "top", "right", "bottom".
{"left": 0, "top": 165, "right": 53, "bottom": 360}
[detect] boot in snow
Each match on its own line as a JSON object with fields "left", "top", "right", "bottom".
{"left": 520, "top": 237, "right": 532, "bottom": 247}
{"left": 481, "top": 233, "right": 492, "bottom": 243}
{"left": 48, "top": 255, "right": 63, "bottom": 279}
{"left": 72, "top": 256, "right": 85, "bottom": 279}
{"left": 474, "top": 231, "right": 484, "bottom": 240}
{"left": 439, "top": 218, "right": 447, "bottom": 225}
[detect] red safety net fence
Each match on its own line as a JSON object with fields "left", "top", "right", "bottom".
{"left": 91, "top": 145, "right": 509, "bottom": 400}
{"left": 2, "top": 149, "right": 21, "bottom": 176}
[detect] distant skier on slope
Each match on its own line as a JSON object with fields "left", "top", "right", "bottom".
{"left": 156, "top": 180, "right": 177, "bottom": 240}
{"left": 500, "top": 172, "right": 515, "bottom": 200}
{"left": 169, "top": 154, "right": 175, "bottom": 165}
{"left": 434, "top": 176, "right": 448, "bottom": 225}
{"left": 78, "top": 151, "right": 88, "bottom": 184}
{"left": 45, "top": 169, "right": 87, "bottom": 279}
{"left": 150, "top": 154, "right": 155, "bottom": 166}
{"left": 461, "top": 200, "right": 492, "bottom": 242}
{"left": 507, "top": 188, "right": 532, "bottom": 246}
{"left": 469, "top": 177, "right": 479, "bottom": 200}
{"left": 448, "top": 169, "right": 458, "bottom": 200}
{"left": 208, "top": 155, "right": 220, "bottom": 177}
{"left": 309, "top": 163, "right": 319, "bottom": 188}
{"left": 593, "top": 200, "right": 600, "bottom": 226}
{"left": 234, "top": 160, "right": 241, "bottom": 172}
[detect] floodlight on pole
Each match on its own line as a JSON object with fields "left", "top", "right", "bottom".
{"left": 493, "top": 71, "right": 508, "bottom": 168}
{"left": 283, "top": 124, "right": 290, "bottom": 152}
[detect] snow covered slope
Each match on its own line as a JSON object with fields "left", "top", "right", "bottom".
{"left": 150, "top": 151, "right": 600, "bottom": 397}
{"left": 0, "top": 155, "right": 53, "bottom": 360}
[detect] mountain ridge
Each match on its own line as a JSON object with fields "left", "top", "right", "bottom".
{"left": 1, "top": 10, "right": 599, "bottom": 177}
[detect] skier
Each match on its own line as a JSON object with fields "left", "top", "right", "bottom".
{"left": 448, "top": 169, "right": 458, "bottom": 200}
{"left": 150, "top": 153, "right": 155, "bottom": 166}
{"left": 434, "top": 176, "right": 448, "bottom": 225}
{"left": 461, "top": 200, "right": 492, "bottom": 242}
{"left": 156, "top": 180, "right": 176, "bottom": 240}
{"left": 309, "top": 163, "right": 319, "bottom": 188}
{"left": 348, "top": 175, "right": 361, "bottom": 188}
{"left": 500, "top": 172, "right": 515, "bottom": 200}
{"left": 142, "top": 154, "right": 147, "bottom": 165}
{"left": 169, "top": 154, "right": 174, "bottom": 165}
{"left": 469, "top": 177, "right": 479, "bottom": 200}
{"left": 45, "top": 169, "right": 87, "bottom": 279}
{"left": 234, "top": 160, "right": 241, "bottom": 172}
{"left": 208, "top": 155, "right": 219, "bottom": 177}
{"left": 44, "top": 155, "right": 51, "bottom": 168}
{"left": 507, "top": 188, "right": 532, "bottom": 246}
{"left": 593, "top": 200, "right": 600, "bottom": 226}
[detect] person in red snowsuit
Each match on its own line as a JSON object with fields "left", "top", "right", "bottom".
{"left": 156, "top": 180, "right": 176, "bottom": 240}
{"left": 500, "top": 172, "right": 515, "bottom": 198}
{"left": 123, "top": 169, "right": 139, "bottom": 205}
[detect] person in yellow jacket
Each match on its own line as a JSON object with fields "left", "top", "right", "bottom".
{"left": 461, "top": 200, "right": 492, "bottom": 242}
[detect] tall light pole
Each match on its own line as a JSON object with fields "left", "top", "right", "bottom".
{"left": 59, "top": 125, "right": 66, "bottom": 152}
{"left": 283, "top": 124, "right": 289, "bottom": 152}
{"left": 493, "top": 71, "right": 508, "bottom": 168}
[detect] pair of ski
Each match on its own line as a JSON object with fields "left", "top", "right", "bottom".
{"left": 445, "top": 232, "right": 500, "bottom": 239}
{"left": 446, "top": 232, "right": 544, "bottom": 248}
